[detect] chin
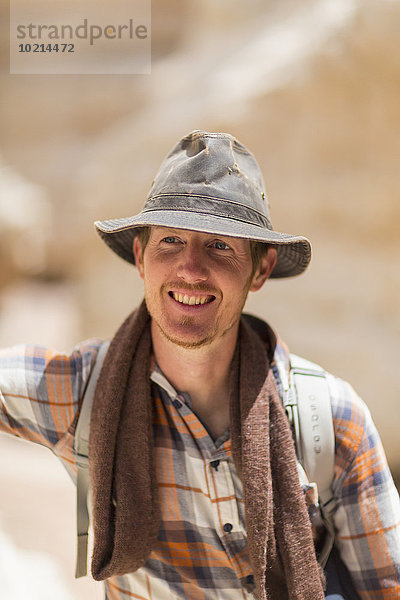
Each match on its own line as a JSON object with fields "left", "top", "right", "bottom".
{"left": 161, "top": 329, "right": 215, "bottom": 349}
{"left": 156, "top": 320, "right": 216, "bottom": 349}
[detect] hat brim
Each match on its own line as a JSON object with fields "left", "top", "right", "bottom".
{"left": 94, "top": 210, "right": 311, "bottom": 278}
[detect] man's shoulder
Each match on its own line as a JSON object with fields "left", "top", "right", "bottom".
{"left": 0, "top": 337, "right": 104, "bottom": 393}
{"left": 0, "top": 338, "right": 105, "bottom": 446}
{"left": 275, "top": 344, "right": 366, "bottom": 411}
{"left": 274, "top": 344, "right": 370, "bottom": 444}
{"left": 0, "top": 337, "right": 103, "bottom": 360}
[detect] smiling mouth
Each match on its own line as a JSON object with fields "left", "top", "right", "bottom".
{"left": 169, "top": 292, "right": 215, "bottom": 306}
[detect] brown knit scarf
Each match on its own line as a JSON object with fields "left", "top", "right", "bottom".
{"left": 89, "top": 301, "right": 325, "bottom": 599}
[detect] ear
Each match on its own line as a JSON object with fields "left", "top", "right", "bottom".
{"left": 249, "top": 247, "right": 277, "bottom": 292}
{"left": 133, "top": 236, "right": 145, "bottom": 280}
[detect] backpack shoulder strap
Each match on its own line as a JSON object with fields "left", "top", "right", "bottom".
{"left": 274, "top": 352, "right": 337, "bottom": 564}
{"left": 286, "top": 353, "right": 335, "bottom": 507}
{"left": 73, "top": 340, "right": 110, "bottom": 578}
{"left": 275, "top": 354, "right": 337, "bottom": 492}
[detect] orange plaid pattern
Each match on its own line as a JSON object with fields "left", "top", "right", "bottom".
{"left": 1, "top": 338, "right": 400, "bottom": 599}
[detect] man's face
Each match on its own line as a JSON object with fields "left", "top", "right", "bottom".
{"left": 133, "top": 226, "right": 276, "bottom": 349}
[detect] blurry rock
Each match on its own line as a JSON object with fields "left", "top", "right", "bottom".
{"left": 0, "top": 161, "right": 52, "bottom": 284}
{"left": 0, "top": 281, "right": 81, "bottom": 349}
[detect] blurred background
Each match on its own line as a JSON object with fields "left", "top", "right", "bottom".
{"left": 0, "top": 0, "right": 399, "bottom": 597}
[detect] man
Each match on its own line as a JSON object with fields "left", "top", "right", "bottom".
{"left": 1, "top": 131, "right": 399, "bottom": 599}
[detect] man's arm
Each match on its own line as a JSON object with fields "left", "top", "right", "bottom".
{"left": 0, "top": 340, "right": 100, "bottom": 449}
{"left": 332, "top": 379, "right": 400, "bottom": 599}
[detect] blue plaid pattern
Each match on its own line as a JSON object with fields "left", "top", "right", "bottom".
{"left": 1, "top": 338, "right": 400, "bottom": 599}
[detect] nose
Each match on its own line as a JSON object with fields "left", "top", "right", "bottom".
{"left": 176, "top": 242, "right": 209, "bottom": 283}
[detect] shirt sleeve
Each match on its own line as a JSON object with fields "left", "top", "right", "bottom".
{"left": 332, "top": 378, "right": 400, "bottom": 599}
{"left": 0, "top": 339, "right": 101, "bottom": 449}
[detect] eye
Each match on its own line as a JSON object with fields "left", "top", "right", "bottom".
{"left": 211, "top": 240, "right": 230, "bottom": 251}
{"left": 162, "top": 236, "right": 179, "bottom": 244}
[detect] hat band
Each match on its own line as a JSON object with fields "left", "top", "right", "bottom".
{"left": 143, "top": 194, "right": 273, "bottom": 230}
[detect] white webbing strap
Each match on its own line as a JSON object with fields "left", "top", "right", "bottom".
{"left": 275, "top": 353, "right": 336, "bottom": 566}
{"left": 289, "top": 354, "right": 335, "bottom": 507}
{"left": 73, "top": 340, "right": 110, "bottom": 578}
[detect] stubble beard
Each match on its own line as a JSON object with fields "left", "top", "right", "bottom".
{"left": 144, "top": 271, "right": 253, "bottom": 350}
{"left": 154, "top": 313, "right": 230, "bottom": 349}
{"left": 147, "top": 287, "right": 251, "bottom": 351}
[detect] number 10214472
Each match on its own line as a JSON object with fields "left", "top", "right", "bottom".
{"left": 18, "top": 43, "right": 74, "bottom": 53}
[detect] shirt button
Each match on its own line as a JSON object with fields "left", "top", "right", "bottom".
{"left": 210, "top": 460, "right": 220, "bottom": 470}
{"left": 223, "top": 522, "right": 233, "bottom": 533}
{"left": 172, "top": 399, "right": 182, "bottom": 409}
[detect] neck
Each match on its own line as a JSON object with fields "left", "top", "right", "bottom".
{"left": 151, "top": 320, "right": 240, "bottom": 438}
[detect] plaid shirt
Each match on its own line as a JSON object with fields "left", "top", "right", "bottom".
{"left": 1, "top": 338, "right": 400, "bottom": 599}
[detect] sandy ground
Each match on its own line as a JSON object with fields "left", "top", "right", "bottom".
{"left": 0, "top": 435, "right": 102, "bottom": 599}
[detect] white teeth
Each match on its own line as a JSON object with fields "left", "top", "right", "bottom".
{"left": 172, "top": 293, "right": 211, "bottom": 305}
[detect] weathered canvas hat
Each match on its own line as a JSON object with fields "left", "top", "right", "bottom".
{"left": 95, "top": 131, "right": 311, "bottom": 278}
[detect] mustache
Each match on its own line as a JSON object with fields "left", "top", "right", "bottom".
{"left": 162, "top": 281, "right": 219, "bottom": 295}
